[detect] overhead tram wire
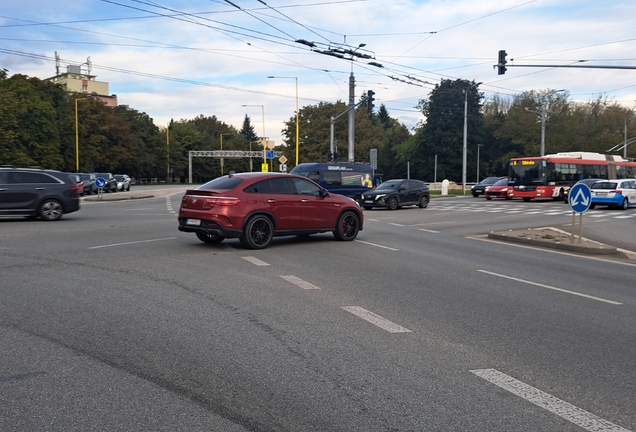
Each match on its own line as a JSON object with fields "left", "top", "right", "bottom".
{"left": 252, "top": 0, "right": 331, "bottom": 44}
{"left": 102, "top": 0, "right": 320, "bottom": 72}
{"left": 222, "top": 0, "right": 296, "bottom": 40}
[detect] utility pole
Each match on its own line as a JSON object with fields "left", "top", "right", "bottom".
{"left": 348, "top": 72, "right": 355, "bottom": 162}
{"left": 462, "top": 90, "right": 468, "bottom": 194}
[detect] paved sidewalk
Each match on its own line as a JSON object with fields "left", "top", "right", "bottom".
{"left": 82, "top": 186, "right": 191, "bottom": 202}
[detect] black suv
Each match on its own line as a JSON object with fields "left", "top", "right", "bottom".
{"left": 0, "top": 166, "right": 81, "bottom": 221}
{"left": 471, "top": 176, "right": 506, "bottom": 197}
{"left": 361, "top": 179, "right": 430, "bottom": 210}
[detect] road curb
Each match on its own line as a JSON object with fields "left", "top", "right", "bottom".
{"left": 488, "top": 228, "right": 617, "bottom": 255}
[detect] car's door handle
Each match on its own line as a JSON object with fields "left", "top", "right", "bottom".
{"left": 0, "top": 188, "right": 7, "bottom": 191}
{"left": 267, "top": 199, "right": 276, "bottom": 203}
{"left": 36, "top": 187, "right": 46, "bottom": 190}
{"left": 301, "top": 199, "right": 309, "bottom": 203}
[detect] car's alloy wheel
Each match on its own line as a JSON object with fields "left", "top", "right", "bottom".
{"left": 241, "top": 215, "right": 274, "bottom": 249}
{"left": 621, "top": 198, "right": 629, "bottom": 210}
{"left": 418, "top": 195, "right": 429, "bottom": 208}
{"left": 387, "top": 197, "right": 398, "bottom": 210}
{"left": 196, "top": 231, "right": 225, "bottom": 244}
{"left": 39, "top": 199, "right": 63, "bottom": 221}
{"left": 333, "top": 211, "right": 360, "bottom": 241}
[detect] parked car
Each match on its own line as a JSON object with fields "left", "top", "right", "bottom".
{"left": 589, "top": 179, "right": 636, "bottom": 210}
{"left": 471, "top": 176, "right": 506, "bottom": 197}
{"left": 114, "top": 174, "right": 131, "bottom": 191}
{"left": 563, "top": 178, "right": 604, "bottom": 203}
{"left": 484, "top": 178, "right": 511, "bottom": 200}
{"left": 93, "top": 172, "right": 118, "bottom": 192}
{"left": 70, "top": 174, "right": 85, "bottom": 196}
{"left": 361, "top": 179, "right": 429, "bottom": 210}
{"left": 78, "top": 173, "right": 98, "bottom": 195}
{"left": 178, "top": 172, "right": 363, "bottom": 249}
{"left": 0, "top": 166, "right": 81, "bottom": 221}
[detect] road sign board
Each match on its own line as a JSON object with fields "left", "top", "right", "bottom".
{"left": 261, "top": 163, "right": 269, "bottom": 172}
{"left": 95, "top": 177, "right": 106, "bottom": 189}
{"left": 568, "top": 183, "right": 592, "bottom": 213}
{"left": 279, "top": 155, "right": 288, "bottom": 164}
{"left": 280, "top": 163, "right": 287, "bottom": 172}
{"left": 265, "top": 150, "right": 275, "bottom": 159}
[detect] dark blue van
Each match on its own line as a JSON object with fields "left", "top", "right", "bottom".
{"left": 290, "top": 162, "right": 375, "bottom": 202}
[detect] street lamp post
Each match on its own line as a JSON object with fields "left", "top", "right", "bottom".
{"left": 220, "top": 133, "right": 232, "bottom": 175}
{"left": 242, "top": 104, "right": 266, "bottom": 170}
{"left": 268, "top": 76, "right": 299, "bottom": 166}
{"left": 477, "top": 144, "right": 483, "bottom": 182}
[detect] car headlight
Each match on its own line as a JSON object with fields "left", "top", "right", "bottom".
{"left": 374, "top": 194, "right": 385, "bottom": 200}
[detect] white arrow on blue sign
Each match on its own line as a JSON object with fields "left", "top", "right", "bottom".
{"left": 95, "top": 177, "right": 106, "bottom": 189}
{"left": 568, "top": 183, "right": 592, "bottom": 213}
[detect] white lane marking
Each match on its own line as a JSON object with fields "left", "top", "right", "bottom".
{"left": 469, "top": 235, "right": 636, "bottom": 268}
{"left": 418, "top": 228, "right": 440, "bottom": 233}
{"left": 123, "top": 208, "right": 153, "bottom": 211}
{"left": 477, "top": 270, "right": 622, "bottom": 305}
{"left": 281, "top": 275, "right": 321, "bottom": 290}
{"left": 389, "top": 223, "right": 405, "bottom": 227}
{"left": 342, "top": 306, "right": 411, "bottom": 333}
{"left": 89, "top": 237, "right": 177, "bottom": 249}
{"left": 471, "top": 369, "right": 632, "bottom": 432}
{"left": 242, "top": 256, "right": 270, "bottom": 266}
{"left": 355, "top": 240, "right": 399, "bottom": 251}
{"left": 410, "top": 221, "right": 456, "bottom": 226}
{"left": 166, "top": 197, "right": 176, "bottom": 214}
{"left": 365, "top": 218, "right": 380, "bottom": 222}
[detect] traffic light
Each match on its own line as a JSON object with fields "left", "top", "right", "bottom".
{"left": 328, "top": 152, "right": 333, "bottom": 161}
{"left": 367, "top": 90, "right": 375, "bottom": 111}
{"left": 497, "top": 50, "right": 507, "bottom": 75}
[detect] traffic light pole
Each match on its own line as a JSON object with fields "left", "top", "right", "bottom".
{"left": 330, "top": 99, "right": 366, "bottom": 160}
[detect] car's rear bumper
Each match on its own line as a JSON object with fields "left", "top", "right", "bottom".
{"left": 592, "top": 196, "right": 624, "bottom": 206}
{"left": 178, "top": 217, "right": 243, "bottom": 238}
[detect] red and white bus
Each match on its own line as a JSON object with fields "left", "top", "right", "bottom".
{"left": 507, "top": 152, "right": 636, "bottom": 201}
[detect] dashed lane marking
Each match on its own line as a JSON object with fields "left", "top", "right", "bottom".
{"left": 280, "top": 275, "right": 321, "bottom": 290}
{"left": 342, "top": 306, "right": 412, "bottom": 333}
{"left": 242, "top": 256, "right": 270, "bottom": 266}
{"left": 418, "top": 228, "right": 440, "bottom": 233}
{"left": 89, "top": 237, "right": 177, "bottom": 249}
{"left": 471, "top": 369, "right": 632, "bottom": 432}
{"left": 355, "top": 240, "right": 399, "bottom": 251}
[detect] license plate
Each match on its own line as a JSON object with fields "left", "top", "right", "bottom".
{"left": 596, "top": 192, "right": 607, "bottom": 197}
{"left": 185, "top": 218, "right": 201, "bottom": 226}
{"left": 364, "top": 200, "right": 373, "bottom": 203}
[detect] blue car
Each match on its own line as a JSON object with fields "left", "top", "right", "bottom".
{"left": 589, "top": 179, "right": 636, "bottom": 210}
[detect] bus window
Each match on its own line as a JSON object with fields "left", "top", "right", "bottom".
{"left": 323, "top": 171, "right": 341, "bottom": 185}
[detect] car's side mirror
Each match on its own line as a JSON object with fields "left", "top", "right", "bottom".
{"left": 319, "top": 189, "right": 328, "bottom": 198}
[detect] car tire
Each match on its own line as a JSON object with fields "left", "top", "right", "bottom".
{"left": 333, "top": 211, "right": 360, "bottom": 241}
{"left": 418, "top": 195, "right": 429, "bottom": 208}
{"left": 590, "top": 204, "right": 596, "bottom": 209}
{"left": 522, "top": 197, "right": 531, "bottom": 202}
{"left": 472, "top": 193, "right": 479, "bottom": 198}
{"left": 240, "top": 215, "right": 274, "bottom": 249}
{"left": 127, "top": 185, "right": 130, "bottom": 191}
{"left": 38, "top": 199, "right": 63, "bottom": 221}
{"left": 486, "top": 196, "right": 492, "bottom": 200}
{"left": 621, "top": 198, "right": 628, "bottom": 210}
{"left": 387, "top": 196, "right": 399, "bottom": 210}
{"left": 363, "top": 206, "right": 373, "bottom": 210}
{"left": 196, "top": 232, "right": 225, "bottom": 244}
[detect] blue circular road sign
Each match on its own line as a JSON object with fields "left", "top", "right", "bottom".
{"left": 568, "top": 183, "right": 592, "bottom": 213}
{"left": 95, "top": 177, "right": 106, "bottom": 189}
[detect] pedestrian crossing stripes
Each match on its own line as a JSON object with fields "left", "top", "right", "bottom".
{"left": 429, "top": 203, "right": 636, "bottom": 219}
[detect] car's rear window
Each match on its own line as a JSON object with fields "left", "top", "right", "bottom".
{"left": 591, "top": 182, "right": 617, "bottom": 190}
{"left": 199, "top": 176, "right": 244, "bottom": 190}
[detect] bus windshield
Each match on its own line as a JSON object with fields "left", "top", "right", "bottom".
{"left": 508, "top": 160, "right": 546, "bottom": 185}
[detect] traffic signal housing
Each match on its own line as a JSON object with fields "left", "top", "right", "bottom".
{"left": 367, "top": 90, "right": 375, "bottom": 111}
{"left": 497, "top": 50, "right": 507, "bottom": 75}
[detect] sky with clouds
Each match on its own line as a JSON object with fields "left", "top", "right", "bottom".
{"left": 1, "top": 0, "right": 635, "bottom": 149}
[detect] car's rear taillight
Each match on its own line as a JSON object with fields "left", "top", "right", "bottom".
{"left": 206, "top": 197, "right": 241, "bottom": 206}
{"left": 610, "top": 190, "right": 622, "bottom": 195}
{"left": 70, "top": 184, "right": 79, "bottom": 193}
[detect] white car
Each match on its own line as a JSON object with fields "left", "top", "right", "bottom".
{"left": 589, "top": 179, "right": 636, "bottom": 210}
{"left": 114, "top": 174, "right": 131, "bottom": 192}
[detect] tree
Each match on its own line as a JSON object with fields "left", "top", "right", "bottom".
{"left": 409, "top": 79, "right": 485, "bottom": 182}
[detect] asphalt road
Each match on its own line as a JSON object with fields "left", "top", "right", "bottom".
{"left": 1, "top": 193, "right": 634, "bottom": 431}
